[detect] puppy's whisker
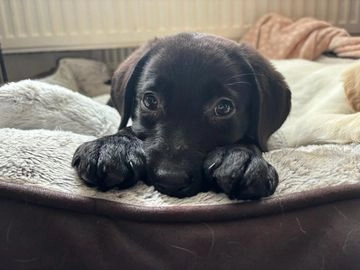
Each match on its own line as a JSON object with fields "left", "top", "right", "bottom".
{"left": 227, "top": 73, "right": 263, "bottom": 80}
{"left": 225, "top": 81, "right": 252, "bottom": 86}
{"left": 208, "top": 162, "right": 218, "bottom": 172}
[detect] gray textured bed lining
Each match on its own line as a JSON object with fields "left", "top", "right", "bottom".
{"left": 0, "top": 128, "right": 359, "bottom": 206}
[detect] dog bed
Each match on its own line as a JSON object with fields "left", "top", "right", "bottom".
{"left": 1, "top": 58, "right": 360, "bottom": 270}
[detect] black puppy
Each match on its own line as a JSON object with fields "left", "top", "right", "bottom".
{"left": 72, "top": 33, "right": 291, "bottom": 200}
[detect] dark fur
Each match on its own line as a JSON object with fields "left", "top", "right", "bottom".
{"left": 72, "top": 33, "right": 291, "bottom": 199}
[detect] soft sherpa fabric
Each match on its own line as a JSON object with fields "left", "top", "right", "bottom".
{"left": 0, "top": 128, "right": 359, "bottom": 206}
{"left": 0, "top": 80, "right": 120, "bottom": 137}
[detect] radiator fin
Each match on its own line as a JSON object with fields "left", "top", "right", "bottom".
{"left": 1, "top": 0, "right": 360, "bottom": 53}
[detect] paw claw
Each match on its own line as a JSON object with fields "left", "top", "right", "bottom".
{"left": 208, "top": 162, "right": 217, "bottom": 172}
{"left": 71, "top": 155, "right": 80, "bottom": 167}
{"left": 129, "top": 160, "right": 135, "bottom": 170}
{"left": 86, "top": 163, "right": 91, "bottom": 173}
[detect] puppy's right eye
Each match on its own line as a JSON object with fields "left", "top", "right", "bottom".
{"left": 214, "top": 98, "right": 235, "bottom": 117}
{"left": 142, "top": 93, "right": 159, "bottom": 110}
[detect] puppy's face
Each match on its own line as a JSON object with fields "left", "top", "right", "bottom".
{"left": 111, "top": 33, "right": 290, "bottom": 198}
{"left": 133, "top": 41, "right": 253, "bottom": 197}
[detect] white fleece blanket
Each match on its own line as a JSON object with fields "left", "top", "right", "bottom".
{"left": 0, "top": 58, "right": 359, "bottom": 206}
{"left": 0, "top": 127, "right": 359, "bottom": 206}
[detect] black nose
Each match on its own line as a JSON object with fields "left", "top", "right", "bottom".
{"left": 155, "top": 168, "right": 191, "bottom": 190}
{"left": 150, "top": 166, "right": 204, "bottom": 198}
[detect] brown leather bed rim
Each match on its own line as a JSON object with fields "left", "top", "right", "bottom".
{"left": 1, "top": 181, "right": 360, "bottom": 223}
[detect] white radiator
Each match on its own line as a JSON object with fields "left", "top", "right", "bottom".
{"left": 1, "top": 0, "right": 360, "bottom": 54}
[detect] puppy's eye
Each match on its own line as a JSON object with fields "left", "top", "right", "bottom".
{"left": 214, "top": 99, "right": 235, "bottom": 117}
{"left": 142, "top": 93, "right": 159, "bottom": 110}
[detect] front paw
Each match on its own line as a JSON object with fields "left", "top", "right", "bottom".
{"left": 71, "top": 135, "right": 146, "bottom": 190}
{"left": 204, "top": 145, "right": 278, "bottom": 200}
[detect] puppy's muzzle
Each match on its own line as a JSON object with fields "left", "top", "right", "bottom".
{"left": 146, "top": 156, "right": 206, "bottom": 198}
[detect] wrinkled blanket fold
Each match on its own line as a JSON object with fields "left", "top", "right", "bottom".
{"left": 242, "top": 13, "right": 360, "bottom": 60}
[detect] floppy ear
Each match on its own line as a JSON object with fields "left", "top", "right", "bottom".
{"left": 111, "top": 38, "right": 159, "bottom": 129}
{"left": 237, "top": 43, "right": 291, "bottom": 151}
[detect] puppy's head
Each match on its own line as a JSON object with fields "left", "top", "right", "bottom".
{"left": 111, "top": 33, "right": 290, "bottom": 197}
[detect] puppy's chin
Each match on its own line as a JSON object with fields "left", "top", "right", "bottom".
{"left": 153, "top": 181, "right": 204, "bottom": 198}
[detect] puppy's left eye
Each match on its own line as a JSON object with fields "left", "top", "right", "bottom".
{"left": 142, "top": 93, "right": 159, "bottom": 110}
{"left": 214, "top": 99, "right": 235, "bottom": 117}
